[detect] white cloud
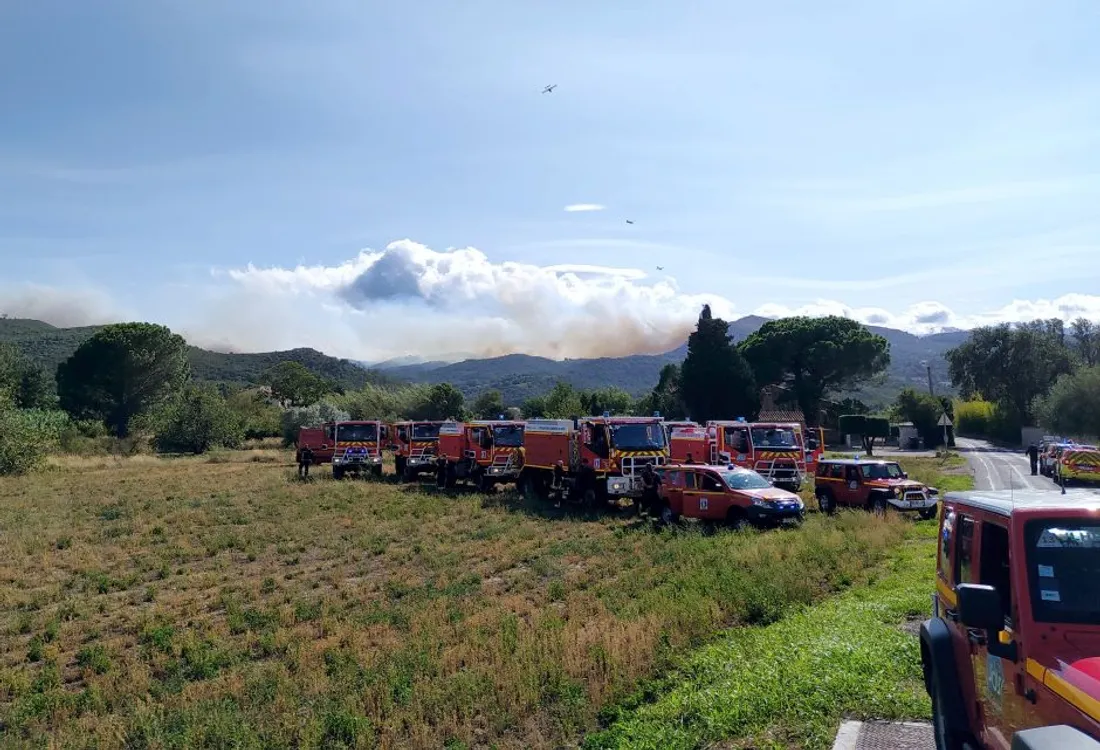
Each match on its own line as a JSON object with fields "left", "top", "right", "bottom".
{"left": 190, "top": 240, "right": 733, "bottom": 360}
{"left": 11, "top": 240, "right": 1100, "bottom": 361}
{"left": 563, "top": 203, "right": 606, "bottom": 212}
{"left": 753, "top": 294, "right": 1100, "bottom": 335}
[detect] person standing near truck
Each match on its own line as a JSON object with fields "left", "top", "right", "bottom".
{"left": 641, "top": 463, "right": 661, "bottom": 517}
{"left": 298, "top": 445, "right": 314, "bottom": 479}
{"left": 1026, "top": 442, "right": 1039, "bottom": 475}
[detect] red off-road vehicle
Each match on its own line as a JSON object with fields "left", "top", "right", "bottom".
{"left": 814, "top": 457, "right": 939, "bottom": 519}
{"left": 921, "top": 488, "right": 1100, "bottom": 749}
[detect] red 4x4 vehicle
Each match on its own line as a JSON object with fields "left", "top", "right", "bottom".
{"left": 656, "top": 464, "right": 805, "bottom": 528}
{"left": 921, "top": 488, "right": 1100, "bottom": 749}
{"left": 814, "top": 458, "right": 939, "bottom": 519}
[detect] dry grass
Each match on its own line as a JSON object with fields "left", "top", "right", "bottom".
{"left": 0, "top": 452, "right": 911, "bottom": 749}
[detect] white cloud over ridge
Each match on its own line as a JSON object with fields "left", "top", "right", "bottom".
{"left": 7, "top": 241, "right": 1099, "bottom": 362}
{"left": 563, "top": 203, "right": 605, "bottom": 212}
{"left": 184, "top": 240, "right": 1100, "bottom": 361}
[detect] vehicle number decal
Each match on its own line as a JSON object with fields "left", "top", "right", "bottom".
{"left": 1041, "top": 589, "right": 1061, "bottom": 602}
{"left": 1038, "top": 564, "right": 1054, "bottom": 578}
{"left": 986, "top": 654, "right": 1005, "bottom": 701}
{"left": 699, "top": 498, "right": 708, "bottom": 511}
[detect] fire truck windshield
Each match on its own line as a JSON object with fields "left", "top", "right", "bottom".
{"left": 336, "top": 423, "right": 377, "bottom": 443}
{"left": 492, "top": 425, "right": 524, "bottom": 447}
{"left": 750, "top": 427, "right": 797, "bottom": 448}
{"left": 609, "top": 423, "right": 666, "bottom": 451}
{"left": 411, "top": 423, "right": 440, "bottom": 440}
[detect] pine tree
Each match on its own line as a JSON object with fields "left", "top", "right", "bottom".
{"left": 679, "top": 305, "right": 759, "bottom": 423}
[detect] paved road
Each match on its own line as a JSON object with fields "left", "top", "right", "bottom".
{"left": 954, "top": 436, "right": 1052, "bottom": 492}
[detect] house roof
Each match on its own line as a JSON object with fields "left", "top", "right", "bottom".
{"left": 757, "top": 409, "right": 806, "bottom": 424}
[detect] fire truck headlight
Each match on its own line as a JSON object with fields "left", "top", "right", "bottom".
{"left": 609, "top": 479, "right": 627, "bottom": 494}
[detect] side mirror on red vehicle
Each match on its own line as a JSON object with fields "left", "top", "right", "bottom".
{"left": 957, "top": 583, "right": 1004, "bottom": 631}
{"left": 901, "top": 472, "right": 908, "bottom": 479}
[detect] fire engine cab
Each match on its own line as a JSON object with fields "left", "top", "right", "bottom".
{"left": 522, "top": 415, "right": 669, "bottom": 504}
{"left": 329, "top": 420, "right": 386, "bottom": 479}
{"left": 437, "top": 420, "right": 525, "bottom": 491}
{"left": 669, "top": 419, "right": 812, "bottom": 492}
{"left": 389, "top": 420, "right": 443, "bottom": 481}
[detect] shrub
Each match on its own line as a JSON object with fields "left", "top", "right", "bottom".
{"left": 0, "top": 406, "right": 66, "bottom": 475}
{"left": 1034, "top": 366, "right": 1100, "bottom": 441}
{"left": 953, "top": 399, "right": 994, "bottom": 437}
{"left": 280, "top": 401, "right": 351, "bottom": 446}
{"left": 153, "top": 385, "right": 245, "bottom": 455}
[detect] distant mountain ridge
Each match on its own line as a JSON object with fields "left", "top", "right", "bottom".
{"left": 381, "top": 315, "right": 969, "bottom": 407}
{"left": 1, "top": 315, "right": 969, "bottom": 408}
{"left": 0, "top": 318, "right": 392, "bottom": 390}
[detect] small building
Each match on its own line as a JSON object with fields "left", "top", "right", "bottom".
{"left": 894, "top": 422, "right": 921, "bottom": 450}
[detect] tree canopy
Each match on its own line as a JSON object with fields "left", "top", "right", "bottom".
{"left": 739, "top": 316, "right": 890, "bottom": 426}
{"left": 56, "top": 323, "right": 190, "bottom": 437}
{"left": 471, "top": 389, "right": 505, "bottom": 419}
{"left": 262, "top": 361, "right": 332, "bottom": 407}
{"left": 945, "top": 320, "right": 1073, "bottom": 424}
{"left": 153, "top": 384, "right": 244, "bottom": 454}
{"left": 580, "top": 386, "right": 634, "bottom": 416}
{"left": 0, "top": 343, "right": 54, "bottom": 410}
{"left": 679, "top": 305, "right": 758, "bottom": 423}
{"left": 1034, "top": 366, "right": 1100, "bottom": 439}
{"left": 837, "top": 414, "right": 889, "bottom": 456}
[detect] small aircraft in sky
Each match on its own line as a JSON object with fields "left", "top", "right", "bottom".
{"left": 542, "top": 84, "right": 557, "bottom": 93}
{"left": 656, "top": 266, "right": 664, "bottom": 271}
{"left": 625, "top": 219, "right": 634, "bottom": 224}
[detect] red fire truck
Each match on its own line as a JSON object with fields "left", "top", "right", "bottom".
{"left": 669, "top": 419, "right": 817, "bottom": 492}
{"left": 522, "top": 416, "right": 669, "bottom": 505}
{"left": 297, "top": 420, "right": 387, "bottom": 479}
{"left": 661, "top": 420, "right": 699, "bottom": 443}
{"left": 389, "top": 420, "right": 443, "bottom": 481}
{"left": 331, "top": 420, "right": 387, "bottom": 479}
{"left": 437, "top": 420, "right": 526, "bottom": 491}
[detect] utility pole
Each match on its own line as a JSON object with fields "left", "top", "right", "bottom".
{"left": 921, "top": 360, "right": 934, "bottom": 396}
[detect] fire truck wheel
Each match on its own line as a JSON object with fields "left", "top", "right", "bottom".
{"left": 815, "top": 488, "right": 836, "bottom": 514}
{"left": 395, "top": 457, "right": 406, "bottom": 478}
{"left": 726, "top": 507, "right": 747, "bottom": 531}
{"left": 478, "top": 475, "right": 494, "bottom": 494}
{"left": 372, "top": 464, "right": 383, "bottom": 479}
{"left": 333, "top": 467, "right": 345, "bottom": 481}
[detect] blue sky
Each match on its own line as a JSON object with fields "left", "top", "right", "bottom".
{"left": 3, "top": 0, "right": 1100, "bottom": 359}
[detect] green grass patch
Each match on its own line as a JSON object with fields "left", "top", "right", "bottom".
{"left": 585, "top": 522, "right": 940, "bottom": 750}
{"left": 585, "top": 453, "right": 975, "bottom": 750}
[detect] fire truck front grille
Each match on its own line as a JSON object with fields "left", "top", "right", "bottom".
{"left": 620, "top": 455, "right": 665, "bottom": 475}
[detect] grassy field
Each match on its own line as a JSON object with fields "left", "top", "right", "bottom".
{"left": 584, "top": 523, "right": 942, "bottom": 750}
{"left": 0, "top": 452, "right": 966, "bottom": 749}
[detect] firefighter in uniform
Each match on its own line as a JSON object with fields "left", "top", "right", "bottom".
{"left": 550, "top": 460, "right": 566, "bottom": 507}
{"left": 641, "top": 463, "right": 661, "bottom": 517}
{"left": 298, "top": 445, "right": 314, "bottom": 479}
{"left": 436, "top": 456, "right": 448, "bottom": 488}
{"left": 576, "top": 458, "right": 597, "bottom": 504}
{"left": 1026, "top": 442, "right": 1040, "bottom": 475}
